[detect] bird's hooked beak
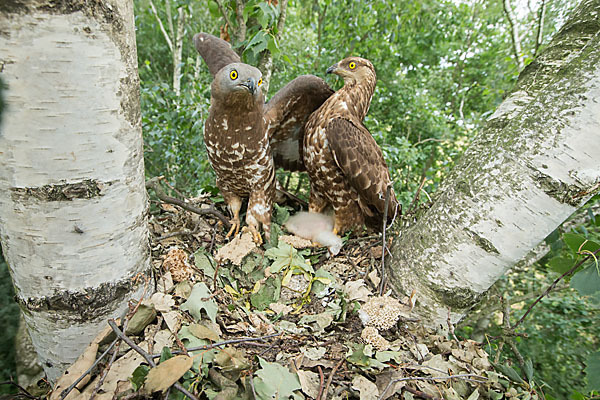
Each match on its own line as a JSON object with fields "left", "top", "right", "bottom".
{"left": 240, "top": 77, "right": 258, "bottom": 95}
{"left": 326, "top": 63, "right": 339, "bottom": 75}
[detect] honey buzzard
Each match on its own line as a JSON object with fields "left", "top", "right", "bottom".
{"left": 193, "top": 33, "right": 333, "bottom": 243}
{"left": 303, "top": 56, "right": 399, "bottom": 234}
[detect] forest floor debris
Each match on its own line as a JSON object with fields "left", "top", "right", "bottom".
{"left": 42, "top": 196, "right": 521, "bottom": 400}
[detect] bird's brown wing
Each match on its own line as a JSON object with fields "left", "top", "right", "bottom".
{"left": 265, "top": 75, "right": 333, "bottom": 171}
{"left": 326, "top": 117, "right": 398, "bottom": 217}
{"left": 193, "top": 32, "right": 241, "bottom": 77}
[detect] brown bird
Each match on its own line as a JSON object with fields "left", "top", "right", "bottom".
{"left": 303, "top": 56, "right": 399, "bottom": 235}
{"left": 193, "top": 33, "right": 333, "bottom": 243}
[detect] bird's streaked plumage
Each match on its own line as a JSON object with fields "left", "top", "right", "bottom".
{"left": 303, "top": 56, "right": 399, "bottom": 234}
{"left": 193, "top": 33, "right": 333, "bottom": 243}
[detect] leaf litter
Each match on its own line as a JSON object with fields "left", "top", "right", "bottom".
{"left": 47, "top": 199, "right": 516, "bottom": 400}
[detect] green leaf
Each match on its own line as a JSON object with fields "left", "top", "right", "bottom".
{"left": 267, "top": 35, "right": 279, "bottom": 56}
{"left": 159, "top": 346, "right": 173, "bottom": 363}
{"left": 491, "top": 362, "right": 524, "bottom": 384}
{"left": 194, "top": 248, "right": 215, "bottom": 277}
{"left": 547, "top": 256, "right": 574, "bottom": 274}
{"left": 346, "top": 343, "right": 387, "bottom": 369}
{"left": 585, "top": 352, "right": 600, "bottom": 391}
{"left": 524, "top": 358, "right": 534, "bottom": 383}
{"left": 570, "top": 265, "right": 600, "bottom": 297}
{"left": 180, "top": 282, "right": 218, "bottom": 323}
{"left": 254, "top": 357, "right": 301, "bottom": 399}
{"left": 129, "top": 365, "right": 150, "bottom": 391}
{"left": 563, "top": 233, "right": 600, "bottom": 255}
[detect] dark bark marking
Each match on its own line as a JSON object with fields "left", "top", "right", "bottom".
{"left": 11, "top": 179, "right": 110, "bottom": 202}
{"left": 17, "top": 271, "right": 150, "bottom": 323}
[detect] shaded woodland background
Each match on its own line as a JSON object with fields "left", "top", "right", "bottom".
{"left": 0, "top": 0, "right": 598, "bottom": 398}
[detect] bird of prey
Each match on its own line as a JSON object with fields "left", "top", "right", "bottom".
{"left": 303, "top": 56, "right": 399, "bottom": 235}
{"left": 193, "top": 33, "right": 333, "bottom": 243}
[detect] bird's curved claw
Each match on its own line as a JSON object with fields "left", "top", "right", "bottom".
{"left": 242, "top": 225, "right": 263, "bottom": 245}
{"left": 226, "top": 220, "right": 240, "bottom": 239}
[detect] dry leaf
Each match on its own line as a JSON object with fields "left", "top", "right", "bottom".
{"left": 151, "top": 292, "right": 175, "bottom": 312}
{"left": 215, "top": 231, "right": 256, "bottom": 265}
{"left": 280, "top": 234, "right": 313, "bottom": 249}
{"left": 188, "top": 322, "right": 221, "bottom": 341}
{"left": 344, "top": 279, "right": 372, "bottom": 302}
{"left": 352, "top": 376, "right": 379, "bottom": 400}
{"left": 143, "top": 355, "right": 193, "bottom": 394}
{"left": 269, "top": 302, "right": 294, "bottom": 315}
{"left": 297, "top": 370, "right": 320, "bottom": 399}
{"left": 162, "top": 310, "right": 182, "bottom": 333}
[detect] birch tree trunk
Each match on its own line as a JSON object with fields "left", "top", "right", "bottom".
{"left": 389, "top": 0, "right": 600, "bottom": 330}
{"left": 0, "top": 0, "right": 150, "bottom": 382}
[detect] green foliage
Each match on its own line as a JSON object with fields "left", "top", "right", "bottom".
{"left": 0, "top": 251, "right": 19, "bottom": 395}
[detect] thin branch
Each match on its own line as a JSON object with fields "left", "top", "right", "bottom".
{"left": 149, "top": 0, "right": 173, "bottom": 52}
{"left": 0, "top": 379, "right": 37, "bottom": 399}
{"left": 152, "top": 332, "right": 282, "bottom": 357}
{"left": 59, "top": 338, "right": 119, "bottom": 399}
{"left": 502, "top": 0, "right": 525, "bottom": 70}
{"left": 512, "top": 248, "right": 600, "bottom": 329}
{"left": 107, "top": 320, "right": 199, "bottom": 400}
{"left": 214, "top": 0, "right": 235, "bottom": 37}
{"left": 146, "top": 177, "right": 231, "bottom": 229}
{"left": 534, "top": 0, "right": 546, "bottom": 55}
{"left": 379, "top": 185, "right": 392, "bottom": 295}
{"left": 403, "top": 386, "right": 441, "bottom": 400}
{"left": 322, "top": 359, "right": 344, "bottom": 400}
{"left": 164, "top": 0, "right": 175, "bottom": 40}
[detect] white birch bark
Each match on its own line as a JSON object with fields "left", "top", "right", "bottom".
{"left": 0, "top": 0, "right": 150, "bottom": 382}
{"left": 389, "top": 0, "right": 600, "bottom": 330}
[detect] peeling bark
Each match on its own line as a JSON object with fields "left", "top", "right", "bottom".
{"left": 0, "top": 0, "right": 150, "bottom": 382}
{"left": 389, "top": 0, "right": 600, "bottom": 330}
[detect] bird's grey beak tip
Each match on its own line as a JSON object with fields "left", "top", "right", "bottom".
{"left": 326, "top": 64, "right": 337, "bottom": 74}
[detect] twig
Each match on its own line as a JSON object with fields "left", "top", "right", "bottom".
{"left": 323, "top": 359, "right": 344, "bottom": 400}
{"left": 403, "top": 385, "right": 441, "bottom": 400}
{"left": 89, "top": 320, "right": 130, "bottom": 400}
{"left": 0, "top": 379, "right": 37, "bottom": 399}
{"left": 146, "top": 177, "right": 231, "bottom": 229}
{"left": 107, "top": 320, "right": 199, "bottom": 400}
{"left": 59, "top": 338, "right": 119, "bottom": 399}
{"left": 148, "top": 0, "right": 173, "bottom": 51}
{"left": 317, "top": 366, "right": 325, "bottom": 400}
{"left": 379, "top": 185, "right": 392, "bottom": 295}
{"left": 154, "top": 332, "right": 282, "bottom": 357}
{"left": 447, "top": 308, "right": 459, "bottom": 342}
{"left": 408, "top": 175, "right": 427, "bottom": 215}
{"left": 512, "top": 248, "right": 600, "bottom": 329}
{"left": 379, "top": 374, "right": 487, "bottom": 399}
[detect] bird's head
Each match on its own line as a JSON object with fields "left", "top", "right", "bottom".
{"left": 326, "top": 57, "right": 375, "bottom": 86}
{"left": 212, "top": 63, "right": 264, "bottom": 104}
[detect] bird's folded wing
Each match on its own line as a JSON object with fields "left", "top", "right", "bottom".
{"left": 327, "top": 117, "right": 397, "bottom": 216}
{"left": 265, "top": 75, "right": 333, "bottom": 171}
{"left": 193, "top": 32, "right": 241, "bottom": 77}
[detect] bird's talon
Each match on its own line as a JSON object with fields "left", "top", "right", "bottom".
{"left": 226, "top": 221, "right": 240, "bottom": 239}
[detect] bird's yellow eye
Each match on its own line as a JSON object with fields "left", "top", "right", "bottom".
{"left": 257, "top": 78, "right": 263, "bottom": 87}
{"left": 230, "top": 70, "right": 238, "bottom": 80}
{"left": 349, "top": 61, "right": 356, "bottom": 69}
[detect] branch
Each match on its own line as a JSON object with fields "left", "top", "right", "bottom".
{"left": 502, "top": 0, "right": 524, "bottom": 69}
{"left": 214, "top": 0, "right": 235, "bottom": 40}
{"left": 149, "top": 0, "right": 173, "bottom": 52}
{"left": 145, "top": 177, "right": 231, "bottom": 230}
{"left": 379, "top": 185, "right": 392, "bottom": 295}
{"left": 534, "top": 0, "right": 546, "bottom": 55}
{"left": 107, "top": 320, "right": 199, "bottom": 400}
{"left": 512, "top": 248, "right": 600, "bottom": 329}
